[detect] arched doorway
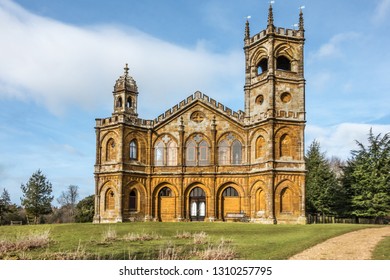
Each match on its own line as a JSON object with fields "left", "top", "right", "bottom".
{"left": 189, "top": 187, "right": 206, "bottom": 221}
{"left": 158, "top": 187, "right": 175, "bottom": 222}
{"left": 221, "top": 186, "right": 240, "bottom": 220}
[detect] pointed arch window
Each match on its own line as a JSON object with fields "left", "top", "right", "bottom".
{"left": 223, "top": 187, "right": 239, "bottom": 197}
{"left": 167, "top": 141, "right": 178, "bottom": 166}
{"left": 126, "top": 97, "right": 132, "bottom": 108}
{"left": 155, "top": 141, "right": 165, "bottom": 166}
{"left": 185, "top": 138, "right": 209, "bottom": 166}
{"left": 190, "top": 187, "right": 205, "bottom": 198}
{"left": 257, "top": 58, "right": 268, "bottom": 75}
{"left": 256, "top": 136, "right": 266, "bottom": 158}
{"left": 280, "top": 134, "right": 292, "bottom": 158}
{"left": 105, "top": 189, "right": 115, "bottom": 210}
{"left": 129, "top": 140, "right": 137, "bottom": 160}
{"left": 154, "top": 138, "right": 178, "bottom": 166}
{"left": 232, "top": 140, "right": 242, "bottom": 165}
{"left": 116, "top": 97, "right": 123, "bottom": 108}
{"left": 159, "top": 187, "right": 172, "bottom": 197}
{"left": 280, "top": 188, "right": 293, "bottom": 213}
{"left": 186, "top": 140, "right": 196, "bottom": 166}
{"left": 218, "top": 137, "right": 243, "bottom": 165}
{"left": 276, "top": 56, "right": 291, "bottom": 71}
{"left": 218, "top": 140, "right": 230, "bottom": 165}
{"left": 129, "top": 190, "right": 137, "bottom": 211}
{"left": 106, "top": 138, "right": 116, "bottom": 162}
{"left": 199, "top": 140, "right": 209, "bottom": 166}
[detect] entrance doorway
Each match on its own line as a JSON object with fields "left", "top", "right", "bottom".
{"left": 189, "top": 187, "right": 206, "bottom": 221}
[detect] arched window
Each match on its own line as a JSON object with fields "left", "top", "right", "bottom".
{"left": 167, "top": 141, "right": 177, "bottom": 166}
{"left": 185, "top": 137, "right": 210, "bottom": 166}
{"left": 218, "top": 138, "right": 243, "bottom": 165}
{"left": 223, "top": 187, "right": 238, "bottom": 197}
{"left": 190, "top": 187, "right": 205, "bottom": 198}
{"left": 129, "top": 140, "right": 137, "bottom": 160}
{"left": 199, "top": 140, "right": 209, "bottom": 166}
{"left": 159, "top": 187, "right": 172, "bottom": 197}
{"left": 280, "top": 134, "right": 292, "bottom": 158}
{"left": 106, "top": 138, "right": 116, "bottom": 161}
{"left": 105, "top": 189, "right": 115, "bottom": 210}
{"left": 129, "top": 190, "right": 137, "bottom": 211}
{"left": 256, "top": 136, "right": 266, "bottom": 158}
{"left": 257, "top": 58, "right": 268, "bottom": 74}
{"left": 232, "top": 140, "right": 242, "bottom": 165}
{"left": 218, "top": 140, "right": 230, "bottom": 165}
{"left": 116, "top": 97, "right": 122, "bottom": 108}
{"left": 276, "top": 56, "right": 291, "bottom": 71}
{"left": 280, "top": 188, "right": 293, "bottom": 213}
{"left": 257, "top": 189, "right": 266, "bottom": 211}
{"left": 186, "top": 140, "right": 196, "bottom": 166}
{"left": 155, "top": 141, "right": 164, "bottom": 166}
{"left": 126, "top": 97, "right": 132, "bottom": 108}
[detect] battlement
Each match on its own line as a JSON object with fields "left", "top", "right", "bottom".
{"left": 247, "top": 27, "right": 304, "bottom": 47}
{"left": 96, "top": 91, "right": 245, "bottom": 128}
{"left": 153, "top": 91, "right": 245, "bottom": 125}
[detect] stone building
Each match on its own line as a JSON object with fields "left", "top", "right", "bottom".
{"left": 93, "top": 5, "right": 306, "bottom": 224}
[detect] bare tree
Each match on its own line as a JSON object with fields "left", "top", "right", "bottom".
{"left": 57, "top": 185, "right": 79, "bottom": 221}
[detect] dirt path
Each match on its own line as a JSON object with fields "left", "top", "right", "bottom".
{"left": 289, "top": 226, "right": 390, "bottom": 260}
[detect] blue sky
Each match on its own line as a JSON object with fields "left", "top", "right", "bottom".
{"left": 0, "top": 0, "right": 389, "bottom": 204}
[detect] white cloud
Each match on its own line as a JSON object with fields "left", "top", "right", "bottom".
{"left": 0, "top": 0, "right": 243, "bottom": 117}
{"left": 306, "top": 123, "right": 390, "bottom": 159}
{"left": 372, "top": 0, "right": 390, "bottom": 24}
{"left": 311, "top": 32, "right": 359, "bottom": 60}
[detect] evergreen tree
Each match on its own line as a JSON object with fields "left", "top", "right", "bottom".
{"left": 348, "top": 130, "right": 390, "bottom": 219}
{"left": 75, "top": 195, "right": 94, "bottom": 223}
{"left": 21, "top": 170, "right": 54, "bottom": 224}
{"left": 0, "top": 188, "right": 11, "bottom": 225}
{"left": 305, "top": 140, "right": 340, "bottom": 215}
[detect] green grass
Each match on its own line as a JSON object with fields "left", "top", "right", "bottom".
{"left": 372, "top": 236, "right": 390, "bottom": 260}
{"left": 0, "top": 223, "right": 379, "bottom": 260}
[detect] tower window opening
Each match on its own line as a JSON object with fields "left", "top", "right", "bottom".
{"left": 257, "top": 58, "right": 268, "bottom": 74}
{"left": 126, "top": 97, "right": 132, "bottom": 108}
{"left": 276, "top": 56, "right": 291, "bottom": 71}
{"left": 116, "top": 97, "right": 123, "bottom": 108}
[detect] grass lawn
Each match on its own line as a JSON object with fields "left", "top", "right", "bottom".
{"left": 372, "top": 236, "right": 390, "bottom": 260}
{"left": 0, "top": 222, "right": 379, "bottom": 260}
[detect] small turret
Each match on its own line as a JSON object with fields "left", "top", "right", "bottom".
{"left": 112, "top": 64, "right": 138, "bottom": 118}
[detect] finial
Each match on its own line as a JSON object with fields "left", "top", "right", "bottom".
{"left": 124, "top": 63, "right": 129, "bottom": 76}
{"left": 299, "top": 6, "right": 305, "bottom": 31}
{"left": 267, "top": 1, "right": 274, "bottom": 27}
{"left": 245, "top": 16, "right": 251, "bottom": 39}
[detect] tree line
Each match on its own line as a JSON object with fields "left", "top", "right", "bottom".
{"left": 0, "top": 170, "right": 94, "bottom": 225}
{"left": 306, "top": 129, "right": 390, "bottom": 223}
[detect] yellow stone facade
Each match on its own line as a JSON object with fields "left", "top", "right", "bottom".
{"left": 94, "top": 6, "right": 306, "bottom": 224}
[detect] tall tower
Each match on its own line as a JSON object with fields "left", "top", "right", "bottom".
{"left": 244, "top": 4, "right": 306, "bottom": 224}
{"left": 244, "top": 5, "right": 305, "bottom": 122}
{"left": 112, "top": 63, "right": 139, "bottom": 121}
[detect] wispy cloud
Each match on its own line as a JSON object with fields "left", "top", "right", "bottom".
{"left": 0, "top": 0, "right": 242, "bottom": 118}
{"left": 372, "top": 0, "right": 390, "bottom": 24}
{"left": 306, "top": 123, "right": 390, "bottom": 159}
{"left": 311, "top": 32, "right": 360, "bottom": 60}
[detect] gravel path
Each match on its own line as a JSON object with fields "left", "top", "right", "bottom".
{"left": 289, "top": 226, "right": 390, "bottom": 260}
